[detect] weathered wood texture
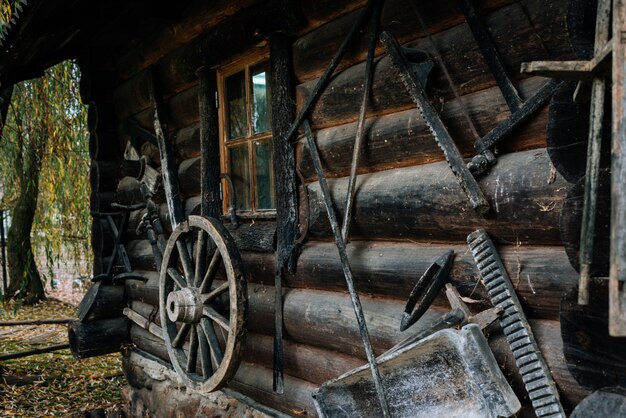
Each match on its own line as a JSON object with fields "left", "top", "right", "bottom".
{"left": 560, "top": 280, "right": 626, "bottom": 390}
{"left": 111, "top": 0, "right": 262, "bottom": 82}
{"left": 270, "top": 33, "right": 299, "bottom": 273}
{"left": 76, "top": 282, "right": 125, "bottom": 321}
{"left": 127, "top": 282, "right": 588, "bottom": 409}
{"left": 125, "top": 237, "right": 575, "bottom": 321}
{"left": 559, "top": 170, "right": 611, "bottom": 277}
{"left": 298, "top": 76, "right": 550, "bottom": 181}
{"left": 68, "top": 317, "right": 129, "bottom": 359}
{"left": 305, "top": 148, "right": 567, "bottom": 244}
{"left": 296, "top": 0, "right": 573, "bottom": 131}
{"left": 110, "top": 0, "right": 571, "bottom": 133}
{"left": 292, "top": 0, "right": 514, "bottom": 83}
{"left": 197, "top": 67, "right": 221, "bottom": 219}
{"left": 247, "top": 242, "right": 577, "bottom": 321}
{"left": 228, "top": 362, "right": 318, "bottom": 417}
{"left": 547, "top": 82, "right": 611, "bottom": 183}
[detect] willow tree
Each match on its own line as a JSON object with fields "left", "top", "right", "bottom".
{"left": 0, "top": 61, "right": 90, "bottom": 304}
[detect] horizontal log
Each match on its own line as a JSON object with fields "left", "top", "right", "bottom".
{"left": 229, "top": 362, "right": 318, "bottom": 417}
{"left": 173, "top": 123, "right": 200, "bottom": 161}
{"left": 244, "top": 241, "right": 577, "bottom": 321}
{"left": 124, "top": 225, "right": 275, "bottom": 273}
{"left": 131, "top": 324, "right": 168, "bottom": 362}
{"left": 298, "top": 76, "right": 550, "bottom": 181}
{"left": 305, "top": 148, "right": 567, "bottom": 244}
{"left": 89, "top": 132, "right": 121, "bottom": 161}
{"left": 90, "top": 159, "right": 143, "bottom": 192}
{"left": 300, "top": 0, "right": 367, "bottom": 30}
{"left": 112, "top": 0, "right": 262, "bottom": 82}
{"left": 125, "top": 271, "right": 159, "bottom": 305}
{"left": 125, "top": 237, "right": 575, "bottom": 321}
{"left": 242, "top": 333, "right": 364, "bottom": 385}
{"left": 90, "top": 191, "right": 115, "bottom": 213}
{"left": 111, "top": 0, "right": 365, "bottom": 106}
{"left": 91, "top": 217, "right": 113, "bottom": 257}
{"left": 297, "top": 0, "right": 573, "bottom": 131}
{"left": 293, "top": 0, "right": 513, "bottom": 83}
{"left": 76, "top": 281, "right": 125, "bottom": 321}
{"left": 127, "top": 282, "right": 588, "bottom": 409}
{"left": 68, "top": 317, "right": 129, "bottom": 359}
{"left": 116, "top": 156, "right": 201, "bottom": 203}
{"left": 129, "top": 85, "right": 200, "bottom": 133}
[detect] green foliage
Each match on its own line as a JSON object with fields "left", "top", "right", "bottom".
{"left": 0, "top": 0, "right": 20, "bottom": 32}
{"left": 0, "top": 60, "right": 91, "bottom": 292}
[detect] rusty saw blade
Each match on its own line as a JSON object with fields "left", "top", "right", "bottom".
{"left": 380, "top": 31, "right": 489, "bottom": 214}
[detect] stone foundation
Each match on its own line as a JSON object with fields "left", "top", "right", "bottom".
{"left": 121, "top": 351, "right": 282, "bottom": 418}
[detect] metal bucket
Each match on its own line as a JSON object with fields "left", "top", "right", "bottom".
{"left": 313, "top": 324, "right": 520, "bottom": 418}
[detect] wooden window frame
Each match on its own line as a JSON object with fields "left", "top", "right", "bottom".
{"left": 217, "top": 50, "right": 276, "bottom": 219}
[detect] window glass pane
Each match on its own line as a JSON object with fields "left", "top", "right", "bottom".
{"left": 251, "top": 63, "right": 271, "bottom": 135}
{"left": 254, "top": 139, "right": 275, "bottom": 210}
{"left": 229, "top": 144, "right": 251, "bottom": 211}
{"left": 226, "top": 71, "right": 247, "bottom": 140}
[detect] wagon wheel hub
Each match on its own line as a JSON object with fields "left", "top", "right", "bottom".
{"left": 159, "top": 215, "right": 248, "bottom": 392}
{"left": 166, "top": 288, "right": 203, "bottom": 324}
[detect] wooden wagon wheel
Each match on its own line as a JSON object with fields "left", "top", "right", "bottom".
{"left": 159, "top": 215, "right": 247, "bottom": 392}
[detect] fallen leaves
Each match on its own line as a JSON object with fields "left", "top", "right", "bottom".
{"left": 1, "top": 298, "right": 124, "bottom": 417}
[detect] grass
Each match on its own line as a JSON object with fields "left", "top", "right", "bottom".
{"left": 0, "top": 298, "right": 125, "bottom": 417}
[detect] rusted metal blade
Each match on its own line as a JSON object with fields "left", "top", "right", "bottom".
{"left": 381, "top": 31, "right": 489, "bottom": 214}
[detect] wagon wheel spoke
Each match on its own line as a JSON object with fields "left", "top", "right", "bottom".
{"left": 200, "top": 249, "right": 222, "bottom": 293}
{"left": 167, "top": 267, "right": 187, "bottom": 289}
{"left": 203, "top": 306, "right": 230, "bottom": 331}
{"left": 172, "top": 323, "right": 191, "bottom": 349}
{"left": 201, "top": 282, "right": 230, "bottom": 304}
{"left": 176, "top": 239, "right": 195, "bottom": 284}
{"left": 160, "top": 215, "right": 247, "bottom": 391}
{"left": 200, "top": 317, "right": 224, "bottom": 368}
{"left": 197, "top": 324, "right": 213, "bottom": 378}
{"left": 186, "top": 326, "right": 198, "bottom": 373}
{"left": 194, "top": 230, "right": 207, "bottom": 287}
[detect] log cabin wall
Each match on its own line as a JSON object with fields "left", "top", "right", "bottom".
{"left": 92, "top": 0, "right": 593, "bottom": 415}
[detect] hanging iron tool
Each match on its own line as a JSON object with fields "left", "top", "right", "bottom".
{"left": 381, "top": 31, "right": 490, "bottom": 214}
{"left": 467, "top": 229, "right": 566, "bottom": 418}
{"left": 303, "top": 119, "right": 391, "bottom": 417}
{"left": 521, "top": 0, "right": 612, "bottom": 307}
{"left": 456, "top": 0, "right": 562, "bottom": 176}
{"left": 277, "top": 0, "right": 391, "bottom": 413}
{"left": 400, "top": 250, "right": 454, "bottom": 331}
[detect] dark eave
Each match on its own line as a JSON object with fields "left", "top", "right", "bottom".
{"left": 0, "top": 0, "right": 189, "bottom": 87}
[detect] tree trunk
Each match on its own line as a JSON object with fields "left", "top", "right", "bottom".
{"left": 7, "top": 138, "right": 45, "bottom": 305}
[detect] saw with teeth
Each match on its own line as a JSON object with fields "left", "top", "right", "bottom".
{"left": 380, "top": 30, "right": 490, "bottom": 215}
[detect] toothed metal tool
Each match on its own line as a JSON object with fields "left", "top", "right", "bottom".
{"left": 380, "top": 31, "right": 489, "bottom": 214}
{"left": 467, "top": 229, "right": 565, "bottom": 418}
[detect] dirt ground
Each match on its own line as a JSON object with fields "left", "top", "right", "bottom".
{"left": 0, "top": 285, "right": 125, "bottom": 417}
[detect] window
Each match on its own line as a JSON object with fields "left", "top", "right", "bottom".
{"left": 218, "top": 53, "right": 275, "bottom": 217}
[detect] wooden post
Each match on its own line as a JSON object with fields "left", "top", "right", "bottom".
{"left": 270, "top": 32, "right": 297, "bottom": 393}
{"left": 610, "top": 0, "right": 626, "bottom": 336}
{"left": 196, "top": 66, "right": 221, "bottom": 219}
